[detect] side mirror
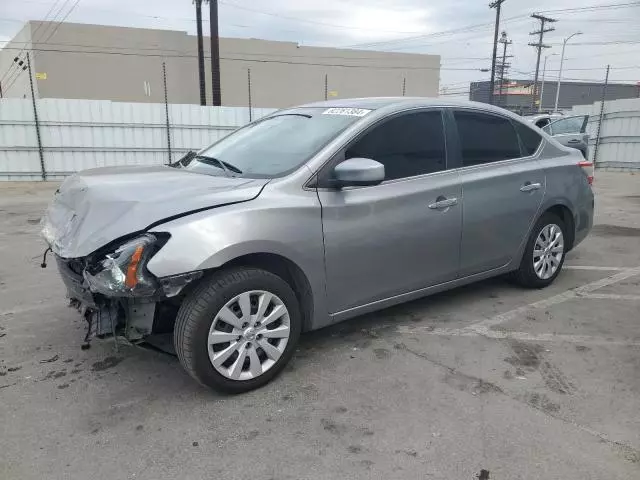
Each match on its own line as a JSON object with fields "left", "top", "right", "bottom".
{"left": 332, "top": 158, "right": 385, "bottom": 187}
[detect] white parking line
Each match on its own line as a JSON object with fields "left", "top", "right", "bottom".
{"left": 396, "top": 325, "right": 640, "bottom": 346}
{"left": 470, "top": 330, "right": 640, "bottom": 346}
{"left": 466, "top": 266, "right": 640, "bottom": 334}
{"left": 581, "top": 293, "right": 640, "bottom": 301}
{"left": 564, "top": 265, "right": 629, "bottom": 271}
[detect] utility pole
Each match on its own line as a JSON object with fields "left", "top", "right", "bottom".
{"left": 496, "top": 31, "right": 512, "bottom": 108}
{"left": 208, "top": 0, "right": 222, "bottom": 106}
{"left": 194, "top": 0, "right": 207, "bottom": 106}
{"left": 488, "top": 0, "right": 506, "bottom": 105}
{"left": 529, "top": 13, "right": 556, "bottom": 112}
{"left": 539, "top": 53, "right": 557, "bottom": 112}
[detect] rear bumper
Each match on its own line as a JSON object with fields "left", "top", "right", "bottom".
{"left": 573, "top": 191, "right": 594, "bottom": 249}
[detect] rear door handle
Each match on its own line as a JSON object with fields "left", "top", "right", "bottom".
{"left": 428, "top": 197, "right": 458, "bottom": 209}
{"left": 520, "top": 182, "right": 541, "bottom": 192}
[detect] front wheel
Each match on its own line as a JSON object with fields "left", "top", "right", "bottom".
{"left": 513, "top": 212, "right": 567, "bottom": 288}
{"left": 174, "top": 268, "right": 301, "bottom": 393}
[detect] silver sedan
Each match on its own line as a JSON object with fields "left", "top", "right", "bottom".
{"left": 42, "top": 98, "right": 594, "bottom": 392}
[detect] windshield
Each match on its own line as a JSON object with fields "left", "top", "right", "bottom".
{"left": 185, "top": 107, "right": 368, "bottom": 178}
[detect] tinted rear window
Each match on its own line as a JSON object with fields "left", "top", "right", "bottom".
{"left": 514, "top": 122, "right": 543, "bottom": 156}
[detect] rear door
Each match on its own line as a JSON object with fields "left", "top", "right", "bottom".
{"left": 544, "top": 115, "right": 589, "bottom": 157}
{"left": 450, "top": 109, "right": 546, "bottom": 277}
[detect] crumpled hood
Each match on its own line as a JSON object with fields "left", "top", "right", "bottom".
{"left": 42, "top": 165, "right": 268, "bottom": 258}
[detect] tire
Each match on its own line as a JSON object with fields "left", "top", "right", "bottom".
{"left": 174, "top": 267, "right": 301, "bottom": 393}
{"left": 513, "top": 212, "right": 567, "bottom": 289}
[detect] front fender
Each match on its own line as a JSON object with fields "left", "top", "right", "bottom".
{"left": 145, "top": 191, "right": 329, "bottom": 328}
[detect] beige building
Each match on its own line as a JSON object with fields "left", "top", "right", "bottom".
{"left": 0, "top": 21, "right": 440, "bottom": 107}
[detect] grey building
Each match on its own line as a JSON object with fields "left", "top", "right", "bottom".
{"left": 470, "top": 79, "right": 640, "bottom": 114}
{"left": 0, "top": 21, "right": 440, "bottom": 107}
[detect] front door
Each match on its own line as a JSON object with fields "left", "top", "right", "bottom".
{"left": 451, "top": 109, "right": 546, "bottom": 277}
{"left": 317, "top": 110, "right": 462, "bottom": 314}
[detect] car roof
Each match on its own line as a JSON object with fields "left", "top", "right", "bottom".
{"left": 296, "top": 97, "right": 519, "bottom": 117}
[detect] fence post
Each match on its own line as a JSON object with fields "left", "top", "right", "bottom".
{"left": 162, "top": 62, "right": 172, "bottom": 165}
{"left": 593, "top": 64, "right": 610, "bottom": 166}
{"left": 248, "top": 68, "right": 253, "bottom": 122}
{"left": 27, "top": 53, "right": 46, "bottom": 180}
{"left": 324, "top": 74, "right": 328, "bottom": 101}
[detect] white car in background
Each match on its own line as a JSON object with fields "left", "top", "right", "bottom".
{"left": 525, "top": 113, "right": 590, "bottom": 159}
{"left": 523, "top": 113, "right": 565, "bottom": 129}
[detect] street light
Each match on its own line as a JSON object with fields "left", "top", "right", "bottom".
{"left": 554, "top": 32, "right": 582, "bottom": 113}
{"left": 539, "top": 53, "right": 558, "bottom": 112}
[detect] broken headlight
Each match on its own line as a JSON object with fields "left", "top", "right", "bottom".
{"left": 84, "top": 234, "right": 160, "bottom": 297}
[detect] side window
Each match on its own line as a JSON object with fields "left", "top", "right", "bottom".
{"left": 548, "top": 116, "right": 587, "bottom": 135}
{"left": 345, "top": 111, "right": 446, "bottom": 180}
{"left": 453, "top": 111, "right": 521, "bottom": 166}
{"left": 513, "top": 121, "right": 543, "bottom": 156}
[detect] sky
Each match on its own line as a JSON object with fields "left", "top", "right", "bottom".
{"left": 2, "top": 0, "right": 640, "bottom": 98}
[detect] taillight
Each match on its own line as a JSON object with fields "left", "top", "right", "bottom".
{"left": 578, "top": 161, "right": 594, "bottom": 185}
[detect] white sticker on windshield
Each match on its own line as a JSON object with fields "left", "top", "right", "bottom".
{"left": 322, "top": 107, "right": 371, "bottom": 117}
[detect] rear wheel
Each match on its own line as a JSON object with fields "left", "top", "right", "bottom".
{"left": 174, "top": 268, "right": 301, "bottom": 393}
{"left": 513, "top": 212, "right": 567, "bottom": 288}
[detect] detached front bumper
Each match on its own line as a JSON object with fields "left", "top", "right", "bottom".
{"left": 54, "top": 254, "right": 201, "bottom": 345}
{"left": 55, "top": 255, "right": 156, "bottom": 343}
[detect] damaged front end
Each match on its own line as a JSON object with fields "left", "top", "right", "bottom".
{"left": 53, "top": 233, "right": 202, "bottom": 347}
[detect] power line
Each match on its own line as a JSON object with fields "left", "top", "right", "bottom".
{"left": 345, "top": 1, "right": 640, "bottom": 51}
{"left": 0, "top": 0, "right": 65, "bottom": 85}
{"left": 567, "top": 48, "right": 640, "bottom": 60}
{"left": 0, "top": 39, "right": 499, "bottom": 65}
{"left": 0, "top": 45, "right": 486, "bottom": 70}
{"left": 32, "top": 0, "right": 76, "bottom": 48}
{"left": 2, "top": 0, "right": 82, "bottom": 93}
{"left": 550, "top": 40, "right": 640, "bottom": 46}
{"left": 38, "top": 0, "right": 82, "bottom": 46}
{"left": 218, "top": 0, "right": 426, "bottom": 34}
{"left": 0, "top": 40, "right": 452, "bottom": 63}
{"left": 539, "top": 1, "right": 640, "bottom": 14}
{"left": 345, "top": 17, "right": 525, "bottom": 50}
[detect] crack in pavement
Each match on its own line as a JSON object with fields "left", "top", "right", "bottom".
{"left": 389, "top": 339, "right": 640, "bottom": 463}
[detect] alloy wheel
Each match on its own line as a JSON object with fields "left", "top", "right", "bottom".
{"left": 207, "top": 290, "right": 290, "bottom": 381}
{"left": 532, "top": 223, "right": 564, "bottom": 280}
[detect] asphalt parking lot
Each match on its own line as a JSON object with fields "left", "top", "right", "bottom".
{"left": 1, "top": 172, "right": 639, "bottom": 480}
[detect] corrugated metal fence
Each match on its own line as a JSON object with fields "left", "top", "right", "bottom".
{"left": 571, "top": 98, "right": 640, "bottom": 171}
{"left": 0, "top": 99, "right": 276, "bottom": 180}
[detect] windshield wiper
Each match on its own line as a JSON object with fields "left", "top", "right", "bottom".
{"left": 194, "top": 155, "right": 243, "bottom": 176}
{"left": 273, "top": 113, "right": 312, "bottom": 119}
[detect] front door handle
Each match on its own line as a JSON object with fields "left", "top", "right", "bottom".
{"left": 520, "top": 182, "right": 542, "bottom": 192}
{"left": 428, "top": 197, "right": 458, "bottom": 209}
{"left": 567, "top": 139, "right": 581, "bottom": 144}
